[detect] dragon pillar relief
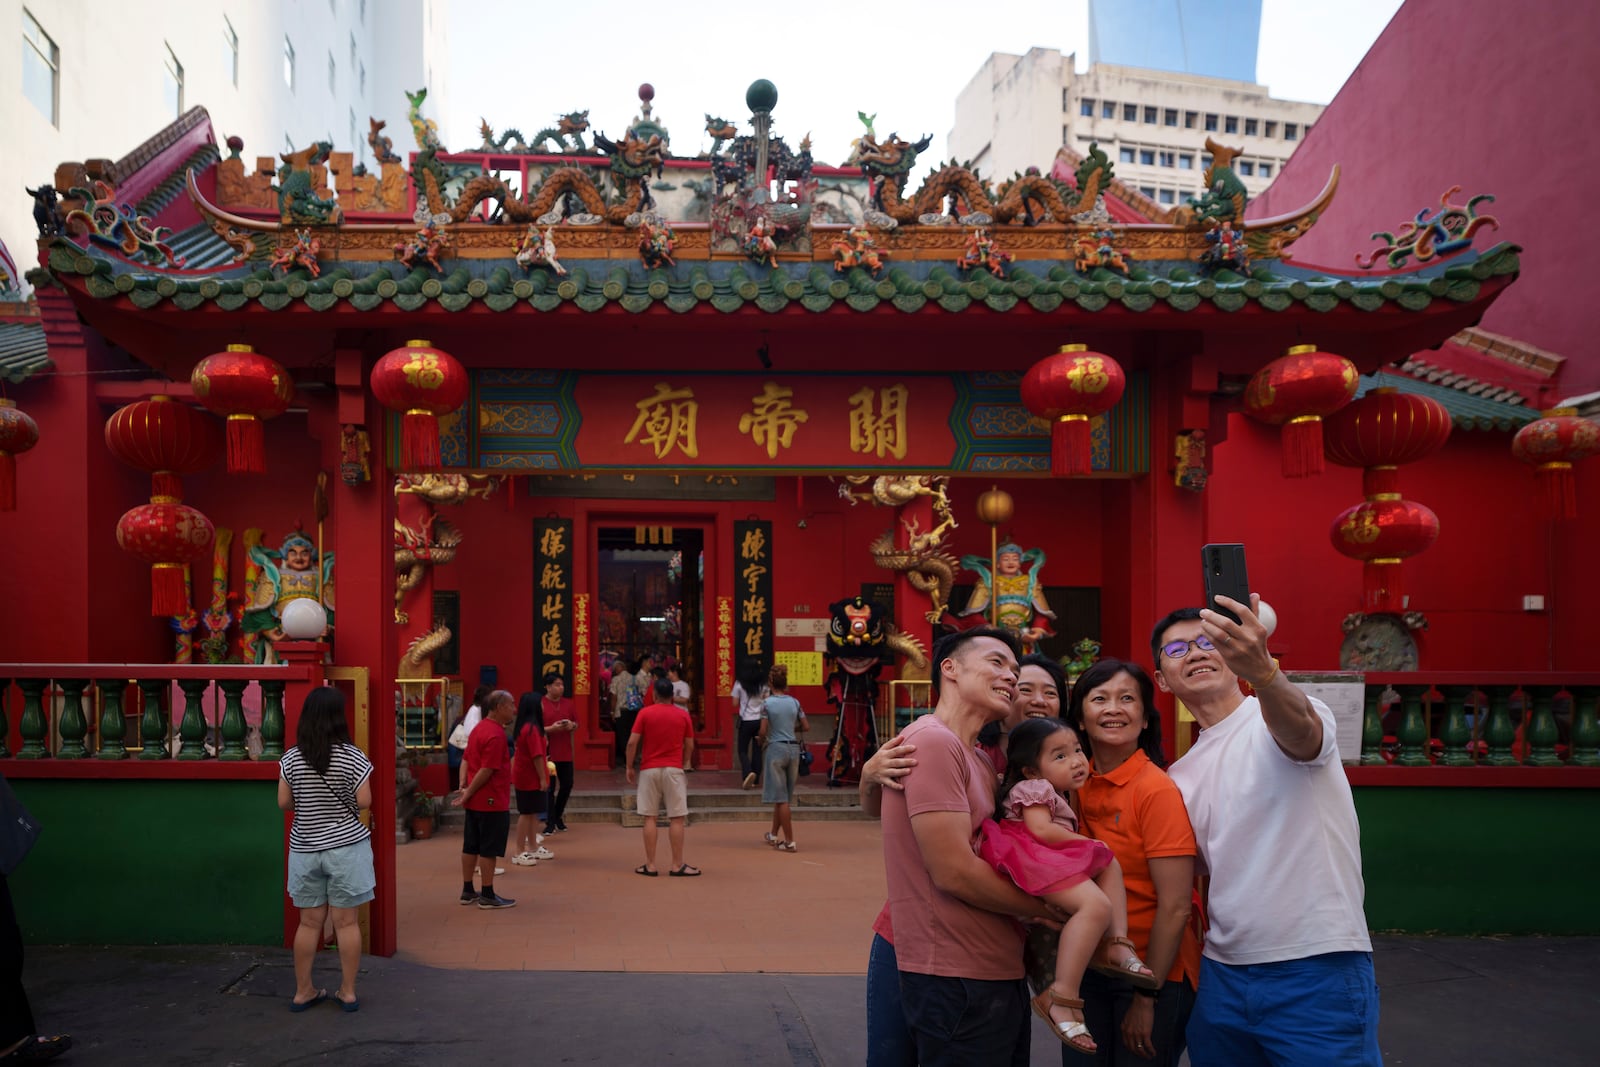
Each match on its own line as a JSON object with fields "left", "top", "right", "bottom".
{"left": 840, "top": 475, "right": 960, "bottom": 625}
{"left": 392, "top": 474, "right": 496, "bottom": 675}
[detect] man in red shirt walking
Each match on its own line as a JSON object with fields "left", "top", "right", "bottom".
{"left": 626, "top": 678, "right": 699, "bottom": 877}
{"left": 450, "top": 689, "right": 518, "bottom": 909}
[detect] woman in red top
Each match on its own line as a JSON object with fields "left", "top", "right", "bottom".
{"left": 510, "top": 692, "right": 552, "bottom": 866}
{"left": 541, "top": 672, "right": 578, "bottom": 833}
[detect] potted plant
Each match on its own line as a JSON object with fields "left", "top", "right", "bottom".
{"left": 409, "top": 790, "right": 437, "bottom": 840}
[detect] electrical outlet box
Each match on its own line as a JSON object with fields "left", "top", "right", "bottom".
{"left": 1523, "top": 595, "right": 1546, "bottom": 612}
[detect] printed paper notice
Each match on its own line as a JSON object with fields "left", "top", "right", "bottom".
{"left": 773, "top": 651, "right": 824, "bottom": 688}
{"left": 1286, "top": 672, "right": 1366, "bottom": 764}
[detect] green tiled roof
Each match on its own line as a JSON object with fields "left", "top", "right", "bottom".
{"left": 1357, "top": 369, "right": 1535, "bottom": 432}
{"left": 0, "top": 318, "right": 50, "bottom": 384}
{"left": 43, "top": 238, "right": 1522, "bottom": 318}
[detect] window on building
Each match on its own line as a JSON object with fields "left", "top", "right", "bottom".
{"left": 21, "top": 9, "right": 58, "bottom": 125}
{"left": 1178, "top": 154, "right": 1194, "bottom": 169}
{"left": 1158, "top": 189, "right": 1175, "bottom": 204}
{"left": 1285, "top": 122, "right": 1299, "bottom": 141}
{"left": 1119, "top": 146, "right": 1135, "bottom": 164}
{"left": 1184, "top": 110, "right": 1197, "bottom": 129}
{"left": 1224, "top": 115, "right": 1238, "bottom": 133}
{"left": 1202, "top": 154, "right": 1213, "bottom": 169}
{"left": 1123, "top": 103, "right": 1137, "bottom": 121}
{"left": 222, "top": 16, "right": 238, "bottom": 87}
{"left": 1259, "top": 162, "right": 1273, "bottom": 177}
{"left": 163, "top": 43, "right": 184, "bottom": 118}
{"left": 1164, "top": 108, "right": 1178, "bottom": 127}
{"left": 359, "top": 61, "right": 366, "bottom": 96}
{"left": 1264, "top": 120, "right": 1277, "bottom": 138}
{"left": 1245, "top": 118, "right": 1258, "bottom": 136}
{"left": 1158, "top": 150, "right": 1174, "bottom": 167}
{"left": 1080, "top": 98, "right": 1094, "bottom": 117}
{"left": 284, "top": 36, "right": 296, "bottom": 90}
{"left": 328, "top": 52, "right": 336, "bottom": 92}
{"left": 1101, "top": 100, "right": 1114, "bottom": 118}
{"left": 1238, "top": 161, "right": 1254, "bottom": 176}
{"left": 1204, "top": 113, "right": 1218, "bottom": 131}
{"left": 1143, "top": 106, "right": 1157, "bottom": 124}
{"left": 1139, "top": 185, "right": 1157, "bottom": 199}
{"left": 1139, "top": 149, "right": 1154, "bottom": 165}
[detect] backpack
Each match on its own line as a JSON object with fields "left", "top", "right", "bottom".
{"left": 622, "top": 685, "right": 644, "bottom": 714}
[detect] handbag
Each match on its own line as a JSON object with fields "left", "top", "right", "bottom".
{"left": 448, "top": 718, "right": 472, "bottom": 750}
{"left": 797, "top": 747, "right": 813, "bottom": 777}
{"left": 0, "top": 774, "right": 43, "bottom": 876}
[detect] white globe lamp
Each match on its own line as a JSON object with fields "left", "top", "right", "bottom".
{"left": 281, "top": 599, "right": 329, "bottom": 641}
{"left": 1256, "top": 599, "right": 1279, "bottom": 637}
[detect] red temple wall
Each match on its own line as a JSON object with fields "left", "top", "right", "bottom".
{"left": 1248, "top": 0, "right": 1600, "bottom": 397}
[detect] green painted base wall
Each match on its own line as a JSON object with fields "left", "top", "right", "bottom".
{"left": 10, "top": 779, "right": 284, "bottom": 945}
{"left": 1355, "top": 787, "right": 1600, "bottom": 935}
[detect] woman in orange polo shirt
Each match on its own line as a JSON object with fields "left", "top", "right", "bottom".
{"left": 1062, "top": 658, "right": 1201, "bottom": 1066}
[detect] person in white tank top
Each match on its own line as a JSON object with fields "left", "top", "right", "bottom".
{"left": 1152, "top": 594, "right": 1380, "bottom": 1067}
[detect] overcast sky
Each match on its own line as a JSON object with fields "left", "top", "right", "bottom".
{"left": 442, "top": 0, "right": 1404, "bottom": 168}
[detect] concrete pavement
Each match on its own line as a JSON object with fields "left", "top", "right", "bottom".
{"left": 18, "top": 935, "right": 1599, "bottom": 1064}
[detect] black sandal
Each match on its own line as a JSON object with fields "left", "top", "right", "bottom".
{"left": 0, "top": 1035, "right": 72, "bottom": 1064}
{"left": 634, "top": 864, "right": 658, "bottom": 877}
{"left": 668, "top": 864, "right": 702, "bottom": 877}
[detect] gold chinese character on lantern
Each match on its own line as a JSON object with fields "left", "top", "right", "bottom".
{"left": 738, "top": 382, "right": 809, "bottom": 459}
{"left": 539, "top": 563, "right": 567, "bottom": 590}
{"left": 848, "top": 384, "right": 909, "bottom": 459}
{"left": 1066, "top": 357, "right": 1111, "bottom": 395}
{"left": 403, "top": 353, "right": 446, "bottom": 390}
{"left": 538, "top": 525, "right": 567, "bottom": 557}
{"left": 624, "top": 382, "right": 699, "bottom": 459}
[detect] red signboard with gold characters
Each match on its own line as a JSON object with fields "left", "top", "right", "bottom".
{"left": 716, "top": 595, "right": 734, "bottom": 698}
{"left": 572, "top": 593, "right": 591, "bottom": 696}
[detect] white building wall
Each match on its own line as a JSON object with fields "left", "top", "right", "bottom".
{"left": 0, "top": 0, "right": 446, "bottom": 276}
{"left": 950, "top": 49, "right": 1324, "bottom": 209}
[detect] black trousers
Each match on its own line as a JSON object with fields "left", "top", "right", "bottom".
{"left": 0, "top": 875, "right": 35, "bottom": 1048}
{"left": 549, "top": 761, "right": 575, "bottom": 825}
{"left": 736, "top": 719, "right": 763, "bottom": 779}
{"left": 1060, "top": 971, "right": 1196, "bottom": 1067}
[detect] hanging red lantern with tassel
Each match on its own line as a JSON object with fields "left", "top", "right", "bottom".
{"left": 1512, "top": 408, "right": 1599, "bottom": 520}
{"left": 0, "top": 398, "right": 40, "bottom": 511}
{"left": 370, "top": 339, "right": 469, "bottom": 470}
{"left": 1242, "top": 343, "right": 1358, "bottom": 477}
{"left": 105, "top": 395, "right": 220, "bottom": 614}
{"left": 190, "top": 343, "right": 293, "bottom": 474}
{"left": 1020, "top": 343, "right": 1126, "bottom": 476}
{"left": 1323, "top": 388, "right": 1452, "bottom": 614}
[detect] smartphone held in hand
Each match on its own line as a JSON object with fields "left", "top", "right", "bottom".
{"left": 1202, "top": 543, "right": 1250, "bottom": 624}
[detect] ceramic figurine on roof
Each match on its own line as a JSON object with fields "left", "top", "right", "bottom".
{"left": 405, "top": 87, "right": 443, "bottom": 152}
{"left": 514, "top": 225, "right": 567, "bottom": 275}
{"left": 638, "top": 217, "right": 676, "bottom": 268}
{"left": 274, "top": 142, "right": 342, "bottom": 226}
{"left": 1175, "top": 138, "right": 1249, "bottom": 226}
{"left": 1357, "top": 186, "right": 1498, "bottom": 269}
{"left": 477, "top": 111, "right": 593, "bottom": 154}
{"left": 26, "top": 184, "right": 65, "bottom": 236}
{"left": 368, "top": 118, "right": 402, "bottom": 164}
{"left": 1074, "top": 227, "right": 1131, "bottom": 275}
{"left": 395, "top": 222, "right": 452, "bottom": 271}
{"left": 703, "top": 114, "right": 738, "bottom": 159}
{"left": 270, "top": 229, "right": 321, "bottom": 277}
{"left": 708, "top": 81, "right": 816, "bottom": 256}
{"left": 960, "top": 227, "right": 1012, "bottom": 277}
{"left": 742, "top": 216, "right": 782, "bottom": 267}
{"left": 63, "top": 179, "right": 185, "bottom": 267}
{"left": 626, "top": 86, "right": 669, "bottom": 153}
{"left": 1199, "top": 223, "right": 1249, "bottom": 274}
{"left": 831, "top": 226, "right": 885, "bottom": 275}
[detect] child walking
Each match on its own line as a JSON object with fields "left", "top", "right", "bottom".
{"left": 979, "top": 716, "right": 1160, "bottom": 1054}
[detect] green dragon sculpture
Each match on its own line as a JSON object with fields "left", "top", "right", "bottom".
{"left": 405, "top": 87, "right": 442, "bottom": 152}
{"left": 477, "top": 111, "right": 593, "bottom": 154}
{"left": 703, "top": 114, "right": 739, "bottom": 158}
{"left": 1176, "top": 137, "right": 1249, "bottom": 226}
{"left": 274, "top": 141, "right": 341, "bottom": 226}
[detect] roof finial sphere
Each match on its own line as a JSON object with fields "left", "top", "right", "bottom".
{"left": 638, "top": 83, "right": 655, "bottom": 102}
{"left": 746, "top": 79, "right": 778, "bottom": 114}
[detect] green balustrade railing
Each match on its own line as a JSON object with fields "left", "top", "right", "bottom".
{"left": 0, "top": 665, "right": 313, "bottom": 761}
{"left": 1359, "top": 672, "right": 1600, "bottom": 768}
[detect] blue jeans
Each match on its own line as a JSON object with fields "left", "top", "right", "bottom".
{"left": 867, "top": 934, "right": 916, "bottom": 1067}
{"left": 1187, "top": 952, "right": 1381, "bottom": 1067}
{"left": 899, "top": 969, "right": 1029, "bottom": 1067}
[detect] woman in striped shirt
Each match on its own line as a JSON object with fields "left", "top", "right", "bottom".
{"left": 278, "top": 687, "right": 374, "bottom": 1012}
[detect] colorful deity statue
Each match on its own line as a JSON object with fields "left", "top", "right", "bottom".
{"left": 242, "top": 528, "right": 335, "bottom": 662}
{"left": 955, "top": 542, "right": 1056, "bottom": 653}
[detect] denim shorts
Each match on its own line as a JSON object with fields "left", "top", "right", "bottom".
{"left": 287, "top": 839, "right": 376, "bottom": 909}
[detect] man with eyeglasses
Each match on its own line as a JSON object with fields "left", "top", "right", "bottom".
{"left": 1151, "top": 596, "right": 1378, "bottom": 1067}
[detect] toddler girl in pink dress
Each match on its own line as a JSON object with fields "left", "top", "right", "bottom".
{"left": 979, "top": 717, "right": 1160, "bottom": 1054}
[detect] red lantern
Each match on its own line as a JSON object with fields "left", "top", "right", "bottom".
{"left": 191, "top": 343, "right": 293, "bottom": 474}
{"left": 1242, "top": 343, "right": 1358, "bottom": 477}
{"left": 1020, "top": 343, "right": 1126, "bottom": 476}
{"left": 105, "top": 395, "right": 220, "bottom": 614}
{"left": 0, "top": 398, "right": 40, "bottom": 511}
{"left": 1330, "top": 498, "right": 1440, "bottom": 614}
{"left": 1512, "top": 407, "right": 1600, "bottom": 520}
{"left": 1323, "top": 387, "right": 1453, "bottom": 471}
{"left": 370, "top": 340, "right": 469, "bottom": 470}
{"left": 115, "top": 497, "right": 215, "bottom": 616}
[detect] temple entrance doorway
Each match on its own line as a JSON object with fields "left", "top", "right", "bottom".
{"left": 595, "top": 525, "right": 706, "bottom": 764}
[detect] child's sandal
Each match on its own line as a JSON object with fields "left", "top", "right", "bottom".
{"left": 1029, "top": 988, "right": 1096, "bottom": 1054}
{"left": 1090, "top": 935, "right": 1163, "bottom": 991}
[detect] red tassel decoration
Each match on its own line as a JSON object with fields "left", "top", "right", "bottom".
{"left": 225, "top": 415, "right": 265, "bottom": 474}
{"left": 0, "top": 453, "right": 15, "bottom": 511}
{"left": 1281, "top": 415, "right": 1326, "bottom": 478}
{"left": 1534, "top": 462, "right": 1577, "bottom": 521}
{"left": 151, "top": 562, "right": 189, "bottom": 617}
{"left": 402, "top": 409, "right": 442, "bottom": 469}
{"left": 1052, "top": 415, "right": 1092, "bottom": 476}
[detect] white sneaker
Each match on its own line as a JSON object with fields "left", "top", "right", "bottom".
{"left": 535, "top": 833, "right": 547, "bottom": 846}
{"left": 493, "top": 866, "right": 506, "bottom": 876}
{"left": 511, "top": 852, "right": 538, "bottom": 866}
{"left": 532, "top": 846, "right": 555, "bottom": 860}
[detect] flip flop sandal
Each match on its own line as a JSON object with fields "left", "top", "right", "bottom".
{"left": 668, "top": 864, "right": 702, "bottom": 877}
{"left": 337, "top": 996, "right": 360, "bottom": 1013}
{"left": 289, "top": 990, "right": 328, "bottom": 1013}
{"left": 1090, "top": 935, "right": 1162, "bottom": 990}
{"left": 634, "top": 864, "right": 658, "bottom": 877}
{"left": 1030, "top": 988, "right": 1096, "bottom": 1054}
{"left": 0, "top": 1035, "right": 72, "bottom": 1063}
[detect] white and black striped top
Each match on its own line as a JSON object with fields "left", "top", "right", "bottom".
{"left": 280, "top": 744, "right": 373, "bottom": 853}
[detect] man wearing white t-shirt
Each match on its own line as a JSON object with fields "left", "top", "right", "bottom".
{"left": 1154, "top": 595, "right": 1379, "bottom": 1067}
